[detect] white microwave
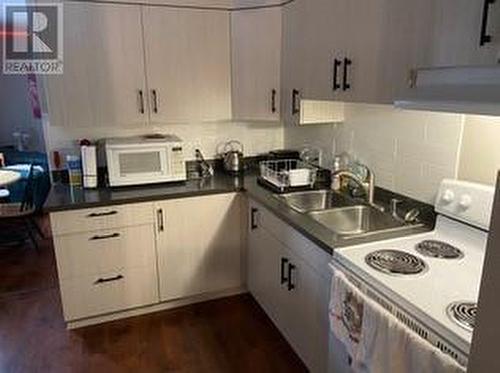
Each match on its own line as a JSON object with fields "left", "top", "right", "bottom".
{"left": 104, "top": 135, "right": 187, "bottom": 187}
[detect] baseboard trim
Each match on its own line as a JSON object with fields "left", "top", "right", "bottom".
{"left": 67, "top": 287, "right": 248, "bottom": 329}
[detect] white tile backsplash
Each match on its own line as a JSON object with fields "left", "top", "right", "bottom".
{"left": 45, "top": 121, "right": 284, "bottom": 164}
{"left": 285, "top": 103, "right": 465, "bottom": 203}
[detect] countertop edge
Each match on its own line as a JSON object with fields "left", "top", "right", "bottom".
{"left": 44, "top": 187, "right": 244, "bottom": 213}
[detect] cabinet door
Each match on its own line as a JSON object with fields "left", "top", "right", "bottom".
{"left": 429, "top": 0, "right": 500, "bottom": 67}
{"left": 281, "top": 248, "right": 331, "bottom": 373}
{"left": 247, "top": 202, "right": 331, "bottom": 372}
{"left": 247, "top": 204, "right": 287, "bottom": 328}
{"left": 44, "top": 2, "right": 148, "bottom": 128}
{"left": 281, "top": 0, "right": 306, "bottom": 126}
{"left": 156, "top": 194, "right": 242, "bottom": 302}
{"left": 342, "top": 0, "right": 435, "bottom": 104}
{"left": 231, "top": 8, "right": 281, "bottom": 121}
{"left": 143, "top": 7, "right": 232, "bottom": 124}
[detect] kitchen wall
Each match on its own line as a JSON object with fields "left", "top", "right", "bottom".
{"left": 285, "top": 103, "right": 465, "bottom": 203}
{"left": 458, "top": 115, "right": 500, "bottom": 185}
{"left": 44, "top": 121, "right": 284, "bottom": 165}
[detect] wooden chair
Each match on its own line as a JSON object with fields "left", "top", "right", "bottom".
{"left": 0, "top": 165, "right": 40, "bottom": 251}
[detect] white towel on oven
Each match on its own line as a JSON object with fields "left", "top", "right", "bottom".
{"left": 329, "top": 266, "right": 467, "bottom": 373}
{"left": 329, "top": 268, "right": 365, "bottom": 360}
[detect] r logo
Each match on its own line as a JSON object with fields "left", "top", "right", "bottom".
{"left": 6, "top": 5, "right": 58, "bottom": 59}
{"left": 2, "top": 4, "right": 63, "bottom": 74}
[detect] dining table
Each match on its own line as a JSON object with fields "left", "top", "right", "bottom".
{"left": 0, "top": 169, "right": 21, "bottom": 187}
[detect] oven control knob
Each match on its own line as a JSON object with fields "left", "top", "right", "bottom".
{"left": 459, "top": 194, "right": 472, "bottom": 210}
{"left": 441, "top": 189, "right": 455, "bottom": 204}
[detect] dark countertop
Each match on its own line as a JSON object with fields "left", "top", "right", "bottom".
{"left": 45, "top": 172, "right": 434, "bottom": 255}
{"left": 44, "top": 173, "right": 245, "bottom": 212}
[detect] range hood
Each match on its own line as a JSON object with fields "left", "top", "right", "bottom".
{"left": 394, "top": 66, "right": 500, "bottom": 116}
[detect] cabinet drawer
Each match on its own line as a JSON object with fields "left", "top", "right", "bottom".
{"left": 50, "top": 203, "right": 154, "bottom": 235}
{"left": 54, "top": 224, "right": 156, "bottom": 280}
{"left": 60, "top": 266, "right": 159, "bottom": 321}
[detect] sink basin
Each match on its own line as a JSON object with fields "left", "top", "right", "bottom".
{"left": 274, "top": 190, "right": 351, "bottom": 213}
{"left": 309, "top": 205, "right": 405, "bottom": 236}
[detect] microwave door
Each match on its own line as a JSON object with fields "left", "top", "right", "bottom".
{"left": 112, "top": 148, "right": 169, "bottom": 184}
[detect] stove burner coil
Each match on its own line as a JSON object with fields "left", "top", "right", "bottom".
{"left": 416, "top": 240, "right": 464, "bottom": 259}
{"left": 447, "top": 302, "right": 477, "bottom": 331}
{"left": 365, "top": 250, "right": 428, "bottom": 275}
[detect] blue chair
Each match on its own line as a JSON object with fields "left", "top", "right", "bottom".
{"left": 0, "top": 165, "right": 41, "bottom": 251}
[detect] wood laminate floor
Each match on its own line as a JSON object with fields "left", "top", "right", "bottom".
{"left": 0, "top": 218, "right": 308, "bottom": 373}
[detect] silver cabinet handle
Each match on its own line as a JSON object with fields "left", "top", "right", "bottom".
{"left": 138, "top": 89, "right": 145, "bottom": 114}
{"left": 151, "top": 89, "right": 158, "bottom": 114}
{"left": 87, "top": 210, "right": 118, "bottom": 218}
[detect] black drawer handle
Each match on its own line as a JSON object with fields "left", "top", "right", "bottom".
{"left": 151, "top": 89, "right": 159, "bottom": 113}
{"left": 287, "top": 263, "right": 296, "bottom": 291}
{"left": 271, "top": 89, "right": 277, "bottom": 113}
{"left": 94, "top": 274, "right": 124, "bottom": 285}
{"left": 342, "top": 58, "right": 352, "bottom": 91}
{"left": 480, "top": 0, "right": 496, "bottom": 46}
{"left": 250, "top": 208, "right": 258, "bottom": 230}
{"left": 138, "top": 90, "right": 145, "bottom": 114}
{"left": 157, "top": 209, "right": 164, "bottom": 232}
{"left": 87, "top": 211, "right": 118, "bottom": 218}
{"left": 89, "top": 233, "right": 120, "bottom": 241}
{"left": 292, "top": 89, "right": 300, "bottom": 115}
{"left": 333, "top": 58, "right": 342, "bottom": 91}
{"left": 280, "top": 257, "right": 289, "bottom": 285}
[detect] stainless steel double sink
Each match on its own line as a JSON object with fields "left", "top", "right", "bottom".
{"left": 274, "top": 190, "right": 420, "bottom": 239}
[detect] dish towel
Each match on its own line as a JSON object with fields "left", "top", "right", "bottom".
{"left": 329, "top": 267, "right": 467, "bottom": 373}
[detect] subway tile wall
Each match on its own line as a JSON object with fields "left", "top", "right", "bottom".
{"left": 44, "top": 121, "right": 284, "bottom": 164}
{"left": 285, "top": 103, "right": 465, "bottom": 203}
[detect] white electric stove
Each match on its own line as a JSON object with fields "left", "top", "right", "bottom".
{"left": 332, "top": 179, "right": 495, "bottom": 367}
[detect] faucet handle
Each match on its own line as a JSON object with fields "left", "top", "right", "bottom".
{"left": 390, "top": 198, "right": 403, "bottom": 217}
{"left": 404, "top": 208, "right": 421, "bottom": 224}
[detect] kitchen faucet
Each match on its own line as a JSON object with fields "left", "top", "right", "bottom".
{"left": 331, "top": 166, "right": 378, "bottom": 208}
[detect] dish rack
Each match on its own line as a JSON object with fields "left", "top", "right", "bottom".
{"left": 259, "top": 159, "right": 317, "bottom": 192}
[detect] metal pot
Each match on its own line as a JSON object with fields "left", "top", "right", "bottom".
{"left": 222, "top": 140, "right": 244, "bottom": 173}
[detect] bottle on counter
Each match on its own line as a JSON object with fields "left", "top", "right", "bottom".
{"left": 66, "top": 155, "right": 82, "bottom": 187}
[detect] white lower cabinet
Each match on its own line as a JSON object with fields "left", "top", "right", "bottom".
{"left": 51, "top": 194, "right": 243, "bottom": 325}
{"left": 248, "top": 200, "right": 331, "bottom": 372}
{"left": 50, "top": 202, "right": 160, "bottom": 322}
{"left": 155, "top": 193, "right": 242, "bottom": 302}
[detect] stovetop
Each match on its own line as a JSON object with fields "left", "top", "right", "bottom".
{"left": 333, "top": 215, "right": 487, "bottom": 355}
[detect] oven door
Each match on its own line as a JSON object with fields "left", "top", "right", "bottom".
{"left": 107, "top": 146, "right": 170, "bottom": 186}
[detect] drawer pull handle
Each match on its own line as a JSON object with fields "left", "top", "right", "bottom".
{"left": 87, "top": 211, "right": 118, "bottom": 218}
{"left": 287, "top": 263, "right": 296, "bottom": 291}
{"left": 94, "top": 274, "right": 124, "bottom": 285}
{"left": 89, "top": 233, "right": 120, "bottom": 241}
{"left": 157, "top": 209, "right": 164, "bottom": 232}
{"left": 280, "top": 257, "right": 289, "bottom": 285}
{"left": 250, "top": 207, "right": 258, "bottom": 230}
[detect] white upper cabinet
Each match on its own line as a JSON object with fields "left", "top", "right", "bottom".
{"left": 45, "top": 3, "right": 232, "bottom": 127}
{"left": 143, "top": 7, "right": 232, "bottom": 123}
{"left": 44, "top": 3, "right": 148, "bottom": 128}
{"left": 281, "top": 0, "right": 438, "bottom": 109}
{"left": 341, "top": 0, "right": 435, "bottom": 104}
{"left": 428, "top": 0, "right": 500, "bottom": 67}
{"left": 231, "top": 8, "right": 282, "bottom": 122}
